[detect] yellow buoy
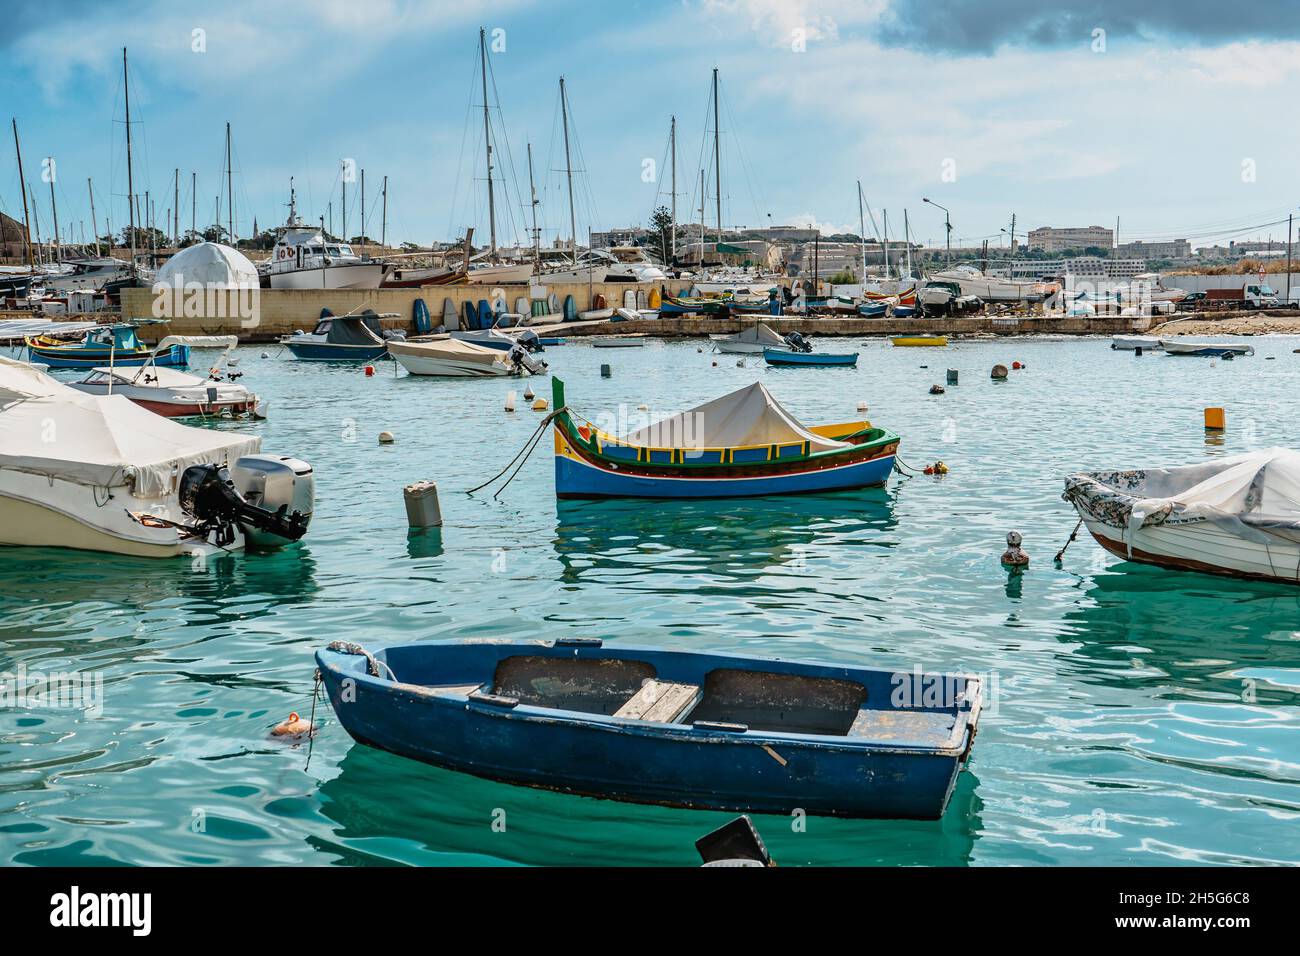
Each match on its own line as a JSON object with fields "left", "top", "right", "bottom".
{"left": 1204, "top": 407, "right": 1226, "bottom": 430}
{"left": 532, "top": 397, "right": 548, "bottom": 411}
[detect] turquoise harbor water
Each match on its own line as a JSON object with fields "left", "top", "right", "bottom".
{"left": 2, "top": 335, "right": 1299, "bottom": 867}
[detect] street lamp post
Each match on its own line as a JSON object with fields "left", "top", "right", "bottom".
{"left": 923, "top": 197, "right": 951, "bottom": 267}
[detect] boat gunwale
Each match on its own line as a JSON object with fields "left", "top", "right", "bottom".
{"left": 316, "top": 640, "right": 980, "bottom": 758}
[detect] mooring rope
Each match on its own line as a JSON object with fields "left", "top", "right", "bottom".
{"left": 893, "top": 455, "right": 924, "bottom": 477}
{"left": 1054, "top": 518, "right": 1084, "bottom": 563}
{"left": 465, "top": 406, "right": 565, "bottom": 496}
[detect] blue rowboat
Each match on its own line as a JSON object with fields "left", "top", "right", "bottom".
{"left": 316, "top": 637, "right": 982, "bottom": 819}
{"left": 26, "top": 324, "right": 190, "bottom": 369}
{"left": 281, "top": 312, "right": 390, "bottom": 361}
{"left": 550, "top": 377, "right": 898, "bottom": 499}
{"left": 858, "top": 301, "right": 889, "bottom": 317}
{"left": 763, "top": 347, "right": 858, "bottom": 367}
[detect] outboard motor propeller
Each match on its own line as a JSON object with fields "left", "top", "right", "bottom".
{"left": 179, "top": 462, "right": 311, "bottom": 549}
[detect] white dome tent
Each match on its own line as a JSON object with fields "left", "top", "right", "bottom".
{"left": 154, "top": 242, "right": 260, "bottom": 289}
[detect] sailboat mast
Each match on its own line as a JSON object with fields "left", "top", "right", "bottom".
{"left": 904, "top": 209, "right": 913, "bottom": 277}
{"left": 361, "top": 168, "right": 366, "bottom": 246}
{"left": 124, "top": 47, "right": 136, "bottom": 265}
{"left": 711, "top": 68, "right": 721, "bottom": 243}
{"left": 12, "top": 120, "right": 33, "bottom": 269}
{"left": 191, "top": 172, "right": 196, "bottom": 239}
{"left": 698, "top": 169, "right": 705, "bottom": 265}
{"left": 480, "top": 27, "right": 497, "bottom": 255}
{"left": 882, "top": 210, "right": 890, "bottom": 280}
{"left": 669, "top": 115, "right": 677, "bottom": 261}
{"left": 88, "top": 178, "right": 99, "bottom": 257}
{"left": 559, "top": 77, "right": 577, "bottom": 260}
{"left": 48, "top": 172, "right": 61, "bottom": 263}
{"left": 526, "top": 141, "right": 540, "bottom": 274}
{"left": 381, "top": 175, "right": 388, "bottom": 248}
{"left": 173, "top": 168, "right": 179, "bottom": 246}
{"left": 225, "top": 122, "right": 233, "bottom": 241}
{"left": 857, "top": 181, "right": 866, "bottom": 282}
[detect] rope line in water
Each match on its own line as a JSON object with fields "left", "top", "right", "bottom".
{"left": 466, "top": 407, "right": 564, "bottom": 496}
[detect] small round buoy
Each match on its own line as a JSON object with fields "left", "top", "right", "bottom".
{"left": 532, "top": 397, "right": 548, "bottom": 411}
{"left": 523, "top": 385, "right": 536, "bottom": 401}
{"left": 991, "top": 364, "right": 1008, "bottom": 380}
{"left": 364, "top": 365, "right": 376, "bottom": 377}
{"left": 378, "top": 430, "right": 395, "bottom": 444}
{"left": 930, "top": 384, "right": 945, "bottom": 395}
{"left": 1000, "top": 530, "right": 1029, "bottom": 570}
{"left": 736, "top": 359, "right": 746, "bottom": 367}
{"left": 260, "top": 350, "right": 270, "bottom": 359}
{"left": 697, "top": 346, "right": 704, "bottom": 353}
{"left": 934, "top": 460, "right": 949, "bottom": 475}
{"left": 856, "top": 401, "right": 869, "bottom": 412}
{"left": 711, "top": 360, "right": 718, "bottom": 367}
{"left": 1012, "top": 361, "right": 1023, "bottom": 370}
{"left": 271, "top": 711, "right": 314, "bottom": 739}
{"left": 637, "top": 403, "right": 649, "bottom": 411}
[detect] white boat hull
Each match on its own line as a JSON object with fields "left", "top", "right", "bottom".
{"left": 1081, "top": 514, "right": 1300, "bottom": 584}
{"left": 269, "top": 262, "right": 388, "bottom": 290}
{"left": 388, "top": 341, "right": 512, "bottom": 377}
{"left": 0, "top": 470, "right": 237, "bottom": 558}
{"left": 711, "top": 340, "right": 770, "bottom": 354}
{"left": 1110, "top": 335, "right": 1163, "bottom": 351}
{"left": 466, "top": 264, "right": 534, "bottom": 284}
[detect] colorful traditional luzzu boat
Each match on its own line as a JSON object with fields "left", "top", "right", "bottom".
{"left": 550, "top": 377, "right": 899, "bottom": 499}
{"left": 26, "top": 324, "right": 190, "bottom": 369}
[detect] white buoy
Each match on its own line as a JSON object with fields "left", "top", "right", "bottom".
{"left": 378, "top": 430, "right": 395, "bottom": 444}
{"left": 523, "top": 385, "right": 536, "bottom": 401}
{"left": 505, "top": 389, "right": 517, "bottom": 412}
{"left": 260, "top": 350, "right": 270, "bottom": 359}
{"left": 637, "top": 403, "right": 649, "bottom": 411}
{"left": 856, "top": 401, "right": 869, "bottom": 412}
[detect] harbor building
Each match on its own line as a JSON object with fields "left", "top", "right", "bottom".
{"left": 1115, "top": 239, "right": 1191, "bottom": 259}
{"left": 1026, "top": 225, "right": 1114, "bottom": 253}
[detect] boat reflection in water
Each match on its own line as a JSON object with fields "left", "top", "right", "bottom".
{"left": 316, "top": 741, "right": 982, "bottom": 866}
{"left": 551, "top": 487, "right": 899, "bottom": 586}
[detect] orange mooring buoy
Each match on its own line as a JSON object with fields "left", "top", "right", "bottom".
{"left": 364, "top": 365, "right": 376, "bottom": 377}
{"left": 271, "top": 711, "right": 314, "bottom": 739}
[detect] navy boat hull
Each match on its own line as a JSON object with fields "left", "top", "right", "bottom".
{"left": 316, "top": 639, "right": 981, "bottom": 819}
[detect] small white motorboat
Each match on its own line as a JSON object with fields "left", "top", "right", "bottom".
{"left": 1160, "top": 339, "right": 1255, "bottom": 357}
{"left": 388, "top": 338, "right": 547, "bottom": 377}
{"left": 69, "top": 335, "right": 261, "bottom": 418}
{"left": 1063, "top": 449, "right": 1300, "bottom": 584}
{"left": 0, "top": 356, "right": 312, "bottom": 558}
{"left": 711, "top": 322, "right": 787, "bottom": 354}
{"left": 1110, "top": 335, "right": 1163, "bottom": 351}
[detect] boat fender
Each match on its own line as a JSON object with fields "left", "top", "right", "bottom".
{"left": 1000, "top": 531, "right": 1029, "bottom": 571}
{"left": 271, "top": 711, "right": 314, "bottom": 739}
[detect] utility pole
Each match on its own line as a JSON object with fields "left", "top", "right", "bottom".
{"left": 88, "top": 178, "right": 100, "bottom": 256}
{"left": 12, "top": 120, "right": 33, "bottom": 269}
{"left": 559, "top": 77, "right": 577, "bottom": 259}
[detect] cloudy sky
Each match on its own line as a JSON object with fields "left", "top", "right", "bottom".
{"left": 3, "top": 0, "right": 1299, "bottom": 251}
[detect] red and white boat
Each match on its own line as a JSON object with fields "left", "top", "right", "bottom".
{"left": 69, "top": 335, "right": 261, "bottom": 419}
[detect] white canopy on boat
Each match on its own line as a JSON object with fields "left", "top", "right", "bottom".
{"left": 88, "top": 365, "right": 215, "bottom": 388}
{"left": 1067, "top": 448, "right": 1300, "bottom": 545}
{"left": 154, "top": 243, "right": 260, "bottom": 288}
{"left": 0, "top": 356, "right": 260, "bottom": 497}
{"left": 718, "top": 323, "right": 785, "bottom": 347}
{"left": 623, "top": 381, "right": 850, "bottom": 452}
{"left": 155, "top": 335, "right": 238, "bottom": 350}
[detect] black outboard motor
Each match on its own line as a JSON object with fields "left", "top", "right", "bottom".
{"left": 507, "top": 344, "right": 547, "bottom": 376}
{"left": 179, "top": 463, "right": 310, "bottom": 548}
{"left": 514, "top": 329, "right": 544, "bottom": 353}
{"left": 783, "top": 331, "right": 813, "bottom": 353}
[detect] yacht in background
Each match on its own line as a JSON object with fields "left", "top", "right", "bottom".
{"left": 261, "top": 196, "right": 389, "bottom": 290}
{"left": 542, "top": 247, "right": 665, "bottom": 284}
